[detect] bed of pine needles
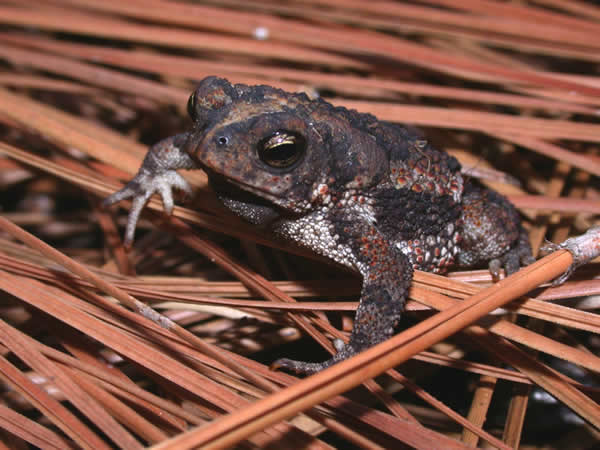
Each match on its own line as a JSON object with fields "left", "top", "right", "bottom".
{"left": 1, "top": 0, "right": 600, "bottom": 448}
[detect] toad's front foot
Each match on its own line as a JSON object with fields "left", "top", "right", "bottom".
{"left": 103, "top": 133, "right": 196, "bottom": 247}
{"left": 103, "top": 168, "right": 192, "bottom": 247}
{"left": 271, "top": 339, "right": 358, "bottom": 375}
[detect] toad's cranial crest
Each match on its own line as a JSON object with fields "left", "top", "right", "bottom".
{"left": 104, "top": 76, "right": 534, "bottom": 374}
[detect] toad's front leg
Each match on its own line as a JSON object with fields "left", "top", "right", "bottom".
{"left": 273, "top": 220, "right": 413, "bottom": 374}
{"left": 103, "top": 133, "right": 198, "bottom": 246}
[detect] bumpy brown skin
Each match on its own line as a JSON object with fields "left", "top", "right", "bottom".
{"left": 104, "top": 76, "right": 534, "bottom": 374}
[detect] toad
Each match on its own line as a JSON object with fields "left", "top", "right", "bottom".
{"left": 104, "top": 77, "right": 533, "bottom": 374}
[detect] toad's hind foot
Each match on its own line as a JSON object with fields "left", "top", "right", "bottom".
{"left": 488, "top": 229, "right": 535, "bottom": 278}
{"left": 458, "top": 184, "right": 534, "bottom": 278}
{"left": 271, "top": 341, "right": 358, "bottom": 375}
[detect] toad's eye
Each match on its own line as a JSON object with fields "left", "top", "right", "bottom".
{"left": 257, "top": 130, "right": 306, "bottom": 169}
{"left": 187, "top": 92, "right": 197, "bottom": 120}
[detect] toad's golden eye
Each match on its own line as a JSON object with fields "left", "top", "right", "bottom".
{"left": 257, "top": 130, "right": 306, "bottom": 169}
{"left": 187, "top": 92, "right": 197, "bottom": 120}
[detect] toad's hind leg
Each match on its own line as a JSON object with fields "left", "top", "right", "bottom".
{"left": 273, "top": 224, "right": 413, "bottom": 375}
{"left": 457, "top": 184, "right": 534, "bottom": 276}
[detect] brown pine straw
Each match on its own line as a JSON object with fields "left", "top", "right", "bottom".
{"left": 26, "top": 0, "right": 600, "bottom": 95}
{"left": 281, "top": 0, "right": 600, "bottom": 49}
{"left": 0, "top": 404, "right": 72, "bottom": 450}
{"left": 0, "top": 218, "right": 407, "bottom": 448}
{"left": 0, "top": 4, "right": 361, "bottom": 70}
{"left": 4, "top": 251, "right": 594, "bottom": 406}
{"left": 1, "top": 1, "right": 600, "bottom": 446}
{"left": 534, "top": 0, "right": 600, "bottom": 19}
{"left": 0, "top": 216, "right": 279, "bottom": 395}
{"left": 502, "top": 378, "right": 530, "bottom": 447}
{"left": 150, "top": 248, "right": 600, "bottom": 449}
{"left": 158, "top": 217, "right": 514, "bottom": 449}
{"left": 0, "top": 149, "right": 538, "bottom": 448}
{"left": 0, "top": 353, "right": 106, "bottom": 449}
{"left": 2, "top": 160, "right": 600, "bottom": 371}
{"left": 0, "top": 261, "right": 471, "bottom": 448}
{"left": 2, "top": 90, "right": 600, "bottom": 227}
{"left": 2, "top": 141, "right": 600, "bottom": 376}
{"left": 1, "top": 44, "right": 600, "bottom": 145}
{"left": 509, "top": 196, "right": 600, "bottom": 214}
{"left": 461, "top": 375, "right": 497, "bottom": 447}
{"left": 2, "top": 33, "right": 597, "bottom": 115}
{"left": 20, "top": 334, "right": 204, "bottom": 428}
{"left": 0, "top": 321, "right": 138, "bottom": 449}
{"left": 6, "top": 248, "right": 600, "bottom": 394}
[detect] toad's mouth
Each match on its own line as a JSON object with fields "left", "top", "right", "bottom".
{"left": 207, "top": 172, "right": 286, "bottom": 226}
{"left": 201, "top": 164, "right": 287, "bottom": 202}
{"left": 205, "top": 168, "right": 280, "bottom": 202}
{"left": 208, "top": 173, "right": 273, "bottom": 205}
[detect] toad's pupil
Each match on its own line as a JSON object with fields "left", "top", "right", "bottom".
{"left": 187, "top": 93, "right": 196, "bottom": 119}
{"left": 258, "top": 131, "right": 306, "bottom": 169}
{"left": 217, "top": 136, "right": 229, "bottom": 146}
